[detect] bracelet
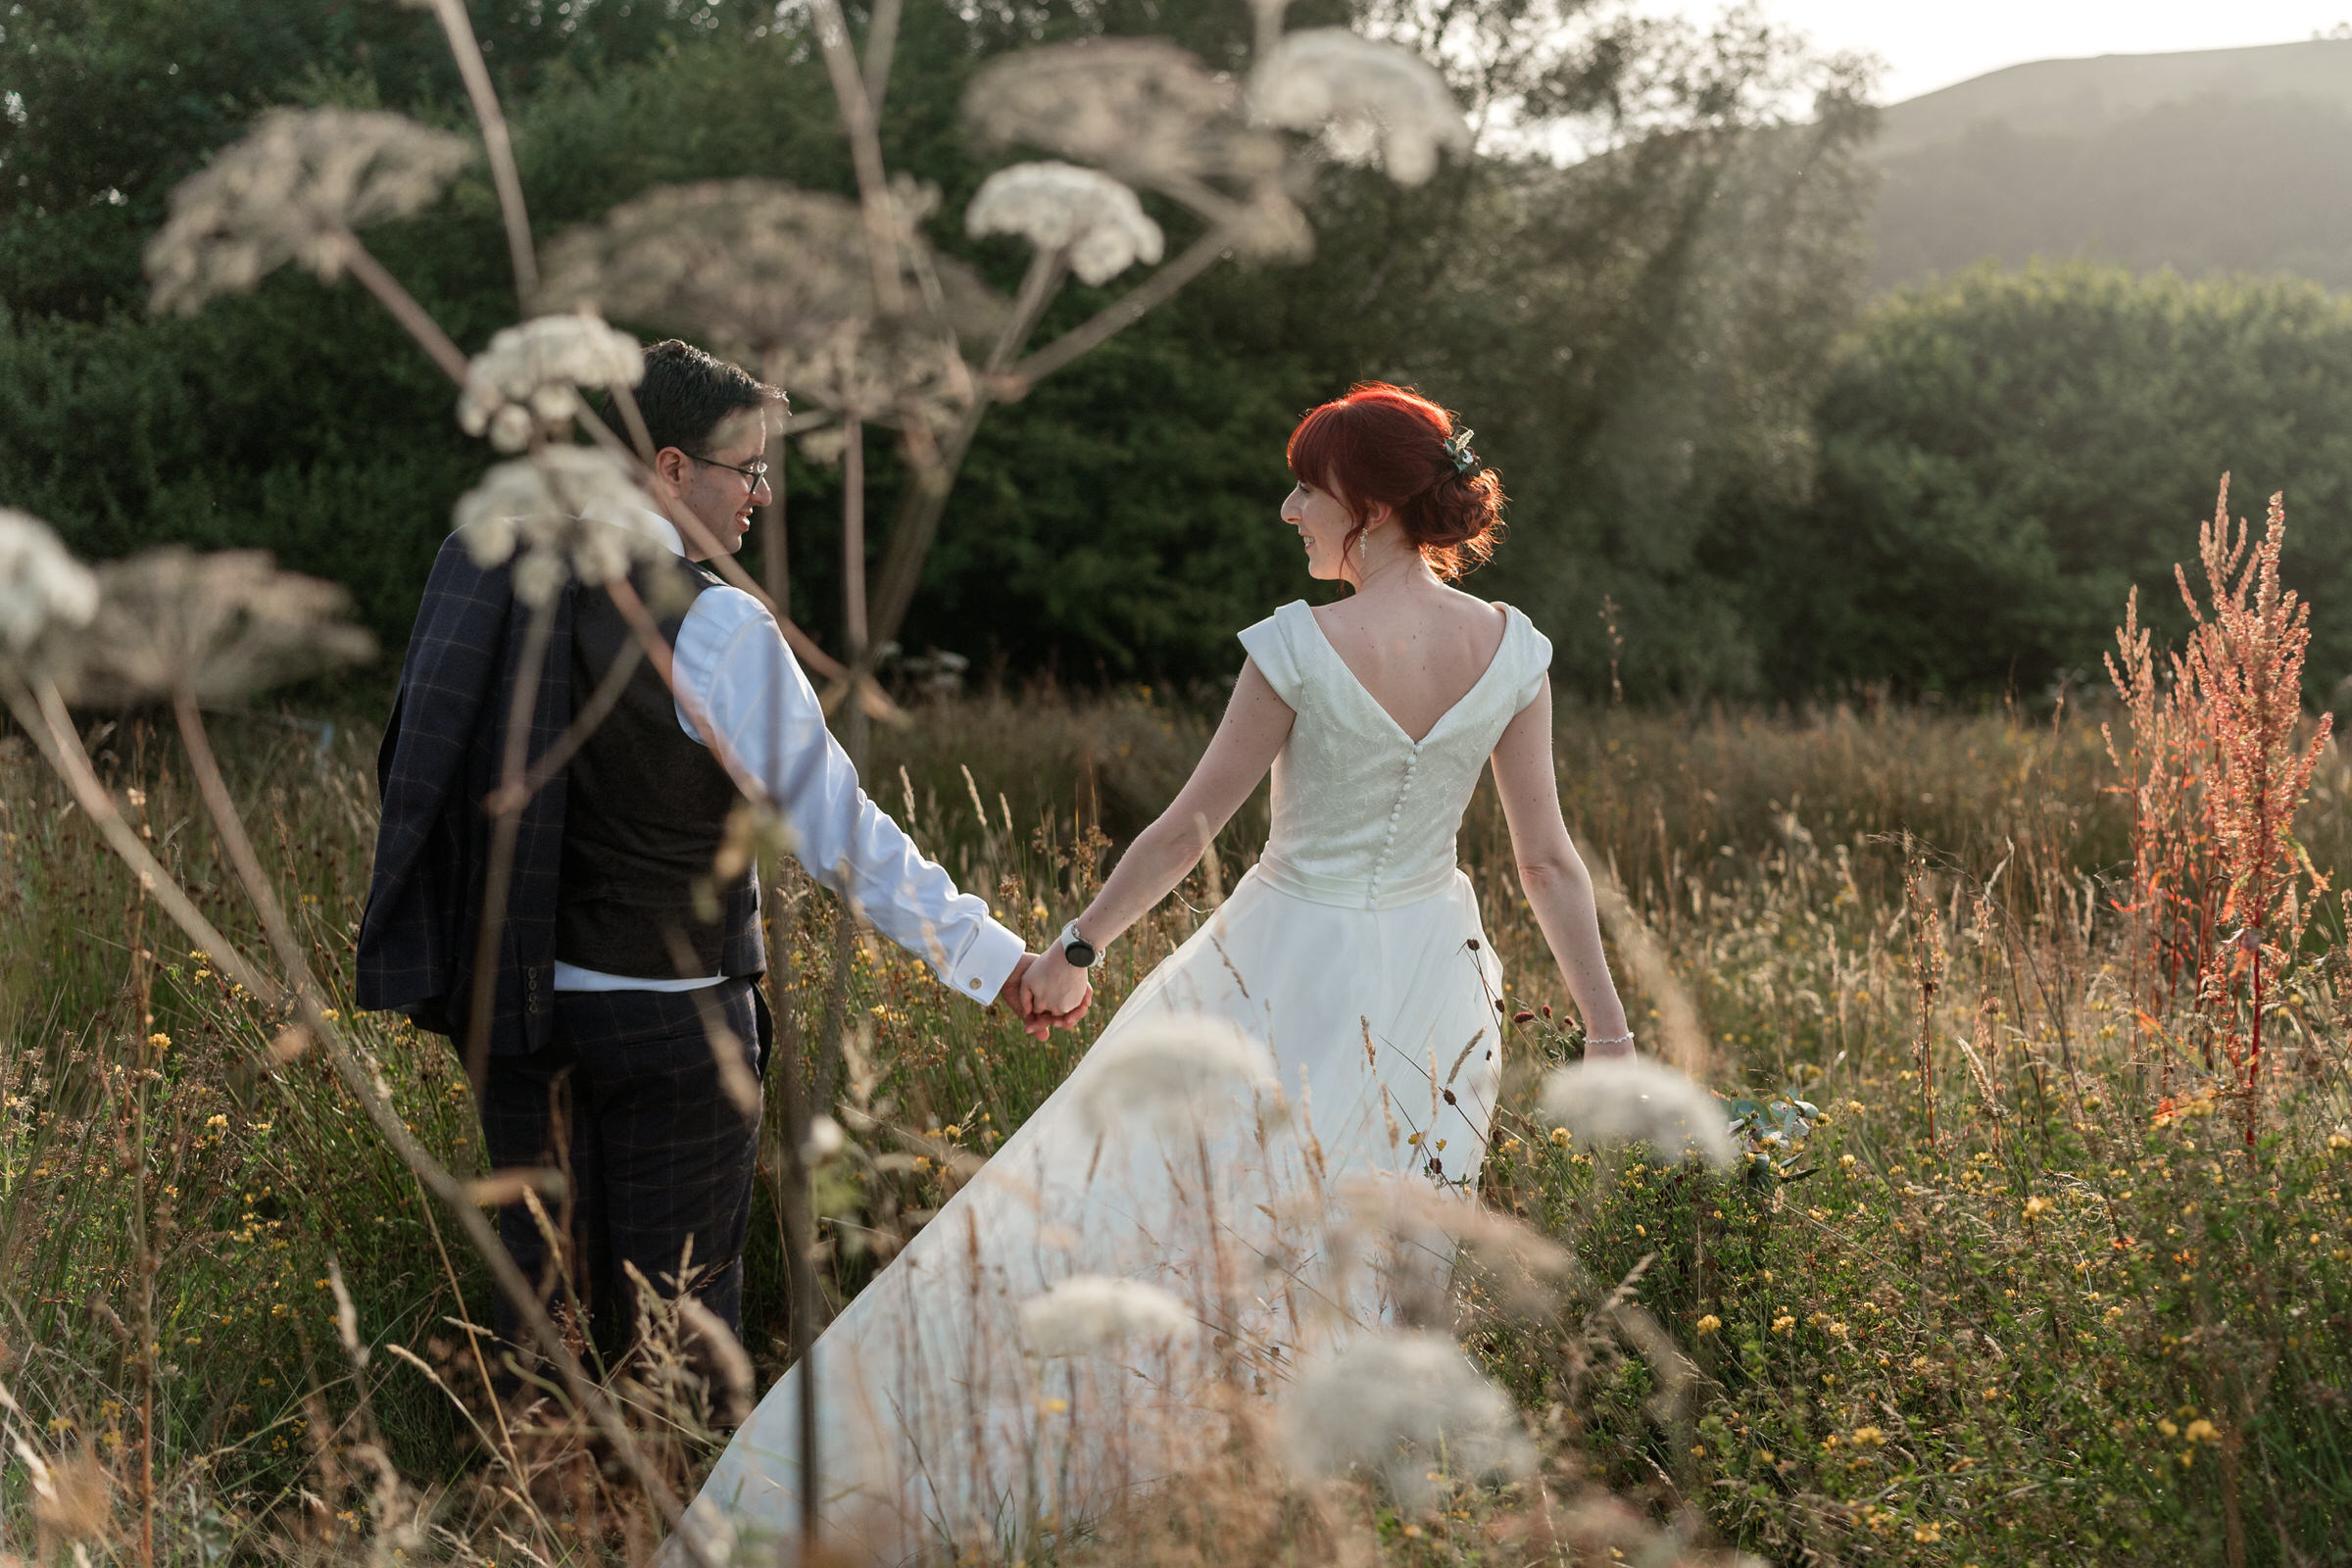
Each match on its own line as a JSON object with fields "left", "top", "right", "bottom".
{"left": 1584, "top": 1031, "right": 1636, "bottom": 1048}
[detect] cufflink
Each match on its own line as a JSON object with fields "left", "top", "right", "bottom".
{"left": 968, "top": 977, "right": 981, "bottom": 989}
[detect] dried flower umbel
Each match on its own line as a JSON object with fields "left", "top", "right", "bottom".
{"left": 1541, "top": 1056, "right": 1735, "bottom": 1168}
{"left": 1070, "top": 1015, "right": 1278, "bottom": 1141}
{"left": 145, "top": 108, "right": 474, "bottom": 317}
{"left": 452, "top": 447, "right": 669, "bottom": 607}
{"left": 964, "top": 38, "right": 1283, "bottom": 189}
{"left": 1277, "top": 1330, "right": 1532, "bottom": 1508}
{"left": 458, "top": 314, "right": 644, "bottom": 453}
{"left": 0, "top": 510, "right": 99, "bottom": 664}
{"left": 1249, "top": 28, "right": 1472, "bottom": 186}
{"left": 539, "top": 179, "right": 1000, "bottom": 362}
{"left": 967, "top": 161, "right": 1166, "bottom": 287}
{"left": 1019, "top": 1275, "right": 1195, "bottom": 1357}
{"left": 56, "top": 548, "right": 375, "bottom": 706}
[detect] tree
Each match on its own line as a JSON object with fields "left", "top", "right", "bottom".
{"left": 1723, "top": 264, "right": 2352, "bottom": 699}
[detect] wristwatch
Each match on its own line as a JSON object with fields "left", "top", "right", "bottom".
{"left": 1059, "top": 919, "right": 1103, "bottom": 969}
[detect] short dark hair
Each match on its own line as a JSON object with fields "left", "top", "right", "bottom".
{"left": 602, "top": 338, "right": 783, "bottom": 456}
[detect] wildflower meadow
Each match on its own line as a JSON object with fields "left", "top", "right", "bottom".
{"left": 6, "top": 484, "right": 2352, "bottom": 1562}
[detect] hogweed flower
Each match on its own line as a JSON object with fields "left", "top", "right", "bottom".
{"left": 452, "top": 448, "right": 668, "bottom": 607}
{"left": 1277, "top": 1330, "right": 1532, "bottom": 1507}
{"left": 458, "top": 314, "right": 643, "bottom": 453}
{"left": 1540, "top": 1055, "right": 1735, "bottom": 1168}
{"left": 1019, "top": 1275, "right": 1194, "bottom": 1356}
{"left": 966, "top": 162, "right": 1165, "bottom": 286}
{"left": 146, "top": 109, "right": 473, "bottom": 316}
{"left": 540, "top": 179, "right": 999, "bottom": 361}
{"left": 1249, "top": 29, "right": 1471, "bottom": 186}
{"left": 965, "top": 39, "right": 1283, "bottom": 190}
{"left": 56, "top": 548, "right": 374, "bottom": 705}
{"left": 0, "top": 510, "right": 99, "bottom": 665}
{"left": 1071, "top": 1014, "right": 1276, "bottom": 1140}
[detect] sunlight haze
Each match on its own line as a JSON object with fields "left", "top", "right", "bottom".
{"left": 1678, "top": 0, "right": 2352, "bottom": 102}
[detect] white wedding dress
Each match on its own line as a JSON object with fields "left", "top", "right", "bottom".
{"left": 679, "top": 600, "right": 1553, "bottom": 1564}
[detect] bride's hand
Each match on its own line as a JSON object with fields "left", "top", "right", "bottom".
{"left": 1021, "top": 947, "right": 1093, "bottom": 1019}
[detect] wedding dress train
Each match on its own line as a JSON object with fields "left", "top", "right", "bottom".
{"left": 678, "top": 600, "right": 1553, "bottom": 1563}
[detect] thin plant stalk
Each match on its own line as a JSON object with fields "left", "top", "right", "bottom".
{"left": 843, "top": 416, "right": 868, "bottom": 660}
{"left": 172, "top": 686, "right": 314, "bottom": 990}
{"left": 461, "top": 590, "right": 558, "bottom": 1092}
{"left": 806, "top": 0, "right": 906, "bottom": 320}
{"left": 1008, "top": 224, "right": 1236, "bottom": 386}
{"left": 335, "top": 231, "right": 468, "bottom": 384}
{"left": 423, "top": 0, "right": 539, "bottom": 304}
{"left": 757, "top": 846, "right": 825, "bottom": 1544}
{"left": 128, "top": 906, "right": 157, "bottom": 1568}
{"left": 860, "top": 0, "right": 904, "bottom": 114}
{"left": 760, "top": 420, "right": 790, "bottom": 613}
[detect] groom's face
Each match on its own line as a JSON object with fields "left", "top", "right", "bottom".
{"left": 662, "top": 409, "right": 772, "bottom": 562}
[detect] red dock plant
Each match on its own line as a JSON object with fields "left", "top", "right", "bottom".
{"left": 2104, "top": 477, "right": 2332, "bottom": 1148}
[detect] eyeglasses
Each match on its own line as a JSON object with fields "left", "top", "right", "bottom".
{"left": 690, "top": 453, "right": 770, "bottom": 492}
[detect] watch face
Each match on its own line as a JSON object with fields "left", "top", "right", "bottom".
{"left": 1064, "top": 939, "right": 1097, "bottom": 968}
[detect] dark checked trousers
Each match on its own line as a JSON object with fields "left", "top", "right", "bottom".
{"left": 478, "top": 978, "right": 768, "bottom": 1369}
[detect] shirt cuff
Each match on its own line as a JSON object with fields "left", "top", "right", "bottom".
{"left": 946, "top": 918, "right": 1027, "bottom": 1006}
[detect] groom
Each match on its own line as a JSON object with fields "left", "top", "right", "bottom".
{"left": 359, "top": 337, "right": 1086, "bottom": 1365}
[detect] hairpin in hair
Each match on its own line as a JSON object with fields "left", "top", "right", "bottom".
{"left": 1443, "top": 425, "right": 1479, "bottom": 475}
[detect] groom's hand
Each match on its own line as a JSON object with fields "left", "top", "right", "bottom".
{"left": 1000, "top": 954, "right": 1091, "bottom": 1040}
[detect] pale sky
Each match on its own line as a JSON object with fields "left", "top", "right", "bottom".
{"left": 1676, "top": 1, "right": 2352, "bottom": 104}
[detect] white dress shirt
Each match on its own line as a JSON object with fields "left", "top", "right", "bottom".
{"left": 553, "top": 511, "right": 1025, "bottom": 1004}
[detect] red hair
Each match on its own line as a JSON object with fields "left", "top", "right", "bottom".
{"left": 1286, "top": 382, "right": 1506, "bottom": 580}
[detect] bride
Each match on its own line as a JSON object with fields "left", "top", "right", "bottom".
{"left": 678, "top": 382, "right": 1636, "bottom": 1563}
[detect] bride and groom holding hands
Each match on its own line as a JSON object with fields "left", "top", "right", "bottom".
{"left": 359, "top": 336, "right": 1637, "bottom": 1560}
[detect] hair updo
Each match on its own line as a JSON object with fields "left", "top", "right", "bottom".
{"left": 1286, "top": 381, "right": 1506, "bottom": 580}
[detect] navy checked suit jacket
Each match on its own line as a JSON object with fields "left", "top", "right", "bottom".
{"left": 357, "top": 531, "right": 572, "bottom": 1055}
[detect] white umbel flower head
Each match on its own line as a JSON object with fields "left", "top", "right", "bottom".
{"left": 146, "top": 109, "right": 473, "bottom": 316}
{"left": 452, "top": 447, "right": 667, "bottom": 606}
{"left": 60, "top": 549, "right": 375, "bottom": 706}
{"left": 1249, "top": 29, "right": 1471, "bottom": 186}
{"left": 1540, "top": 1055, "right": 1735, "bottom": 1168}
{"left": 1070, "top": 1014, "right": 1277, "bottom": 1141}
{"left": 0, "top": 510, "right": 98, "bottom": 660}
{"left": 458, "top": 315, "right": 644, "bottom": 453}
{"left": 1278, "top": 1331, "right": 1532, "bottom": 1507}
{"left": 966, "top": 162, "right": 1165, "bottom": 286}
{"left": 1019, "top": 1275, "right": 1195, "bottom": 1357}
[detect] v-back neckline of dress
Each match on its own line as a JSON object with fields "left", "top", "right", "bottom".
{"left": 1294, "top": 602, "right": 1516, "bottom": 749}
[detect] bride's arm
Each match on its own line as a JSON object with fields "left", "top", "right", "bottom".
{"left": 1490, "top": 677, "right": 1636, "bottom": 1058}
{"left": 1021, "top": 661, "right": 1296, "bottom": 1013}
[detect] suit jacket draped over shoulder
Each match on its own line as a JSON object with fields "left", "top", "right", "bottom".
{"left": 357, "top": 529, "right": 572, "bottom": 1056}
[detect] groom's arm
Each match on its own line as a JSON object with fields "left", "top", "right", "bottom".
{"left": 669, "top": 585, "right": 1025, "bottom": 1005}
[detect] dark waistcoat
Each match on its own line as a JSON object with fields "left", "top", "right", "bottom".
{"left": 556, "top": 557, "right": 764, "bottom": 980}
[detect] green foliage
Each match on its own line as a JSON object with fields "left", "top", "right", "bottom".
{"left": 1726, "top": 264, "right": 2352, "bottom": 698}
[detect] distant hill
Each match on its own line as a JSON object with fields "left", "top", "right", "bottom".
{"left": 1868, "top": 40, "right": 2352, "bottom": 292}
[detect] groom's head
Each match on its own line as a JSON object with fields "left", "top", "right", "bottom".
{"left": 605, "top": 339, "right": 784, "bottom": 562}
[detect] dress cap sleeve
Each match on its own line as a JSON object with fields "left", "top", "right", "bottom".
{"left": 1509, "top": 607, "right": 1553, "bottom": 712}
{"left": 1238, "top": 601, "right": 1310, "bottom": 708}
